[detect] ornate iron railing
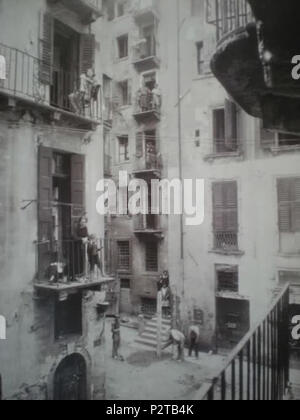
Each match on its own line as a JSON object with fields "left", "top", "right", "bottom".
{"left": 0, "top": 42, "right": 102, "bottom": 121}
{"left": 214, "top": 231, "right": 239, "bottom": 251}
{"left": 134, "top": 214, "right": 161, "bottom": 231}
{"left": 206, "top": 0, "right": 253, "bottom": 43}
{"left": 36, "top": 237, "right": 114, "bottom": 285}
{"left": 196, "top": 284, "right": 290, "bottom": 400}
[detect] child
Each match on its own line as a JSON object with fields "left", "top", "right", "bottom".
{"left": 87, "top": 235, "right": 104, "bottom": 280}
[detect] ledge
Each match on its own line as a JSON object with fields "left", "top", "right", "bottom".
{"left": 209, "top": 249, "right": 245, "bottom": 257}
{"left": 204, "top": 151, "right": 244, "bottom": 162}
{"left": 270, "top": 145, "right": 300, "bottom": 155}
{"left": 216, "top": 291, "right": 249, "bottom": 301}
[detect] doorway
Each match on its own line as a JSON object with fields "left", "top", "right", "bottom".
{"left": 53, "top": 354, "right": 87, "bottom": 401}
{"left": 216, "top": 297, "right": 250, "bottom": 351}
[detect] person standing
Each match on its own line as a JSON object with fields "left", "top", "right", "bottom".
{"left": 87, "top": 235, "right": 104, "bottom": 280}
{"left": 188, "top": 325, "right": 200, "bottom": 359}
{"left": 112, "top": 317, "right": 121, "bottom": 360}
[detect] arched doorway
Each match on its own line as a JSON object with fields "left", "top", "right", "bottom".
{"left": 53, "top": 354, "right": 87, "bottom": 401}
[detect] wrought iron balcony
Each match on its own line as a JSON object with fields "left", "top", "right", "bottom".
{"left": 134, "top": 90, "right": 161, "bottom": 123}
{"left": 0, "top": 43, "right": 102, "bottom": 124}
{"left": 206, "top": 0, "right": 253, "bottom": 44}
{"left": 133, "top": 214, "right": 162, "bottom": 236}
{"left": 48, "top": 0, "right": 103, "bottom": 24}
{"left": 132, "top": 152, "right": 162, "bottom": 178}
{"left": 195, "top": 284, "right": 290, "bottom": 400}
{"left": 132, "top": 39, "right": 160, "bottom": 72}
{"left": 35, "top": 238, "right": 114, "bottom": 294}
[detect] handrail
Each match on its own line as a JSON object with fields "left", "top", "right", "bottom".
{"left": 195, "top": 283, "right": 290, "bottom": 400}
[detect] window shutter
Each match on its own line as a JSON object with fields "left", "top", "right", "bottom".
{"left": 79, "top": 34, "right": 96, "bottom": 75}
{"left": 39, "top": 12, "right": 54, "bottom": 85}
{"left": 277, "top": 179, "right": 292, "bottom": 232}
{"left": 225, "top": 99, "right": 238, "bottom": 151}
{"left": 71, "top": 154, "right": 86, "bottom": 225}
{"left": 38, "top": 146, "right": 53, "bottom": 239}
{"left": 112, "top": 81, "right": 121, "bottom": 110}
{"left": 136, "top": 132, "right": 144, "bottom": 158}
{"left": 213, "top": 183, "right": 225, "bottom": 232}
{"left": 224, "top": 181, "right": 238, "bottom": 232}
{"left": 127, "top": 79, "right": 132, "bottom": 105}
{"left": 292, "top": 178, "right": 300, "bottom": 232}
{"left": 38, "top": 146, "right": 53, "bottom": 279}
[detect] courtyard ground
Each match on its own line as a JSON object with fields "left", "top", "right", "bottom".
{"left": 105, "top": 320, "right": 226, "bottom": 401}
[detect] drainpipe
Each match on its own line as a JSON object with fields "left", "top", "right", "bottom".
{"left": 176, "top": 0, "right": 185, "bottom": 325}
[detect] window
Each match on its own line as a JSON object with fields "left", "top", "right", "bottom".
{"left": 117, "top": 34, "right": 129, "bottom": 59}
{"left": 213, "top": 181, "right": 238, "bottom": 251}
{"left": 146, "top": 242, "right": 158, "bottom": 272}
{"left": 117, "top": 241, "right": 131, "bottom": 271}
{"left": 107, "top": 0, "right": 115, "bottom": 20}
{"left": 121, "top": 278, "right": 131, "bottom": 289}
{"left": 119, "top": 80, "right": 131, "bottom": 106}
{"left": 118, "top": 136, "right": 129, "bottom": 162}
{"left": 213, "top": 100, "right": 238, "bottom": 153}
{"left": 277, "top": 178, "right": 300, "bottom": 233}
{"left": 196, "top": 41, "right": 204, "bottom": 75}
{"left": 55, "top": 293, "right": 82, "bottom": 339}
{"left": 217, "top": 266, "right": 239, "bottom": 293}
{"left": 117, "top": 0, "right": 126, "bottom": 17}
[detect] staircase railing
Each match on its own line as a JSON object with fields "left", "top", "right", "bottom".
{"left": 195, "top": 284, "right": 290, "bottom": 400}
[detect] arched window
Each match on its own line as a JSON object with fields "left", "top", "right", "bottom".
{"left": 0, "top": 55, "right": 6, "bottom": 80}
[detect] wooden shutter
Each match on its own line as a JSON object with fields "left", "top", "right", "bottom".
{"left": 136, "top": 132, "right": 144, "bottom": 158}
{"left": 38, "top": 146, "right": 53, "bottom": 239}
{"left": 71, "top": 154, "right": 85, "bottom": 224}
{"left": 127, "top": 79, "right": 132, "bottom": 105}
{"left": 213, "top": 182, "right": 225, "bottom": 232}
{"left": 224, "top": 181, "right": 238, "bottom": 232}
{"left": 213, "top": 181, "right": 238, "bottom": 232}
{"left": 225, "top": 99, "right": 238, "bottom": 150}
{"left": 292, "top": 178, "right": 300, "bottom": 232}
{"left": 79, "top": 34, "right": 96, "bottom": 75}
{"left": 112, "top": 81, "right": 121, "bottom": 110}
{"left": 39, "top": 12, "right": 54, "bottom": 85}
{"left": 38, "top": 146, "right": 53, "bottom": 279}
{"left": 277, "top": 178, "right": 292, "bottom": 232}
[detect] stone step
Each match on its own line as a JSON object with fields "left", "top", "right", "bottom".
{"left": 135, "top": 337, "right": 157, "bottom": 348}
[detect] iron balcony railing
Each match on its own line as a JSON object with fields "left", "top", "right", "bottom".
{"left": 134, "top": 152, "right": 162, "bottom": 173}
{"left": 132, "top": 37, "right": 158, "bottom": 62}
{"left": 36, "top": 237, "right": 115, "bottom": 286}
{"left": 206, "top": 0, "right": 253, "bottom": 43}
{"left": 135, "top": 90, "right": 161, "bottom": 114}
{"left": 134, "top": 214, "right": 161, "bottom": 232}
{"left": 0, "top": 42, "right": 102, "bottom": 121}
{"left": 196, "top": 284, "right": 290, "bottom": 400}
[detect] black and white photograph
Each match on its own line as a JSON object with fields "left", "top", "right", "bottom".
{"left": 0, "top": 0, "right": 300, "bottom": 403}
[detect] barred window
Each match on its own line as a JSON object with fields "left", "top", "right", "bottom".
{"left": 146, "top": 242, "right": 158, "bottom": 272}
{"left": 213, "top": 181, "right": 238, "bottom": 251}
{"left": 117, "top": 241, "right": 131, "bottom": 271}
{"left": 217, "top": 266, "right": 239, "bottom": 293}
